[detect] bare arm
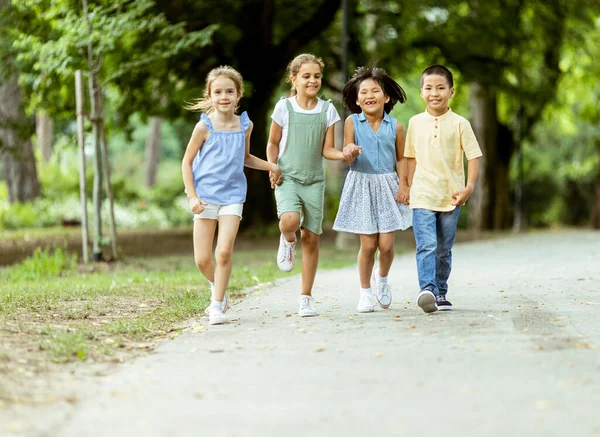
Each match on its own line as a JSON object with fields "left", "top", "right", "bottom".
{"left": 452, "top": 157, "right": 480, "bottom": 206}
{"left": 407, "top": 158, "right": 416, "bottom": 187}
{"left": 266, "top": 121, "right": 282, "bottom": 164}
{"left": 266, "top": 121, "right": 283, "bottom": 186}
{"left": 341, "top": 116, "right": 362, "bottom": 165}
{"left": 181, "top": 121, "right": 208, "bottom": 213}
{"left": 322, "top": 123, "right": 345, "bottom": 161}
{"left": 244, "top": 121, "right": 281, "bottom": 187}
{"left": 394, "top": 122, "right": 409, "bottom": 204}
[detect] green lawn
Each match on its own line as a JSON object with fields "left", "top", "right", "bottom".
{"left": 0, "top": 238, "right": 364, "bottom": 367}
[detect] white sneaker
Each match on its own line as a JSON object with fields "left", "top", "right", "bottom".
{"left": 372, "top": 270, "right": 392, "bottom": 309}
{"left": 208, "top": 304, "right": 227, "bottom": 325}
{"left": 357, "top": 291, "right": 374, "bottom": 313}
{"left": 277, "top": 234, "right": 296, "bottom": 272}
{"left": 417, "top": 290, "right": 438, "bottom": 313}
{"left": 298, "top": 295, "right": 317, "bottom": 317}
{"left": 204, "top": 293, "right": 228, "bottom": 315}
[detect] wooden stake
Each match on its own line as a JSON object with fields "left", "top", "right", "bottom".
{"left": 75, "top": 70, "right": 89, "bottom": 264}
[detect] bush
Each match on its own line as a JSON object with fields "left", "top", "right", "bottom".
{"left": 6, "top": 247, "right": 77, "bottom": 281}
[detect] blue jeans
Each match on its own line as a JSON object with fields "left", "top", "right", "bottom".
{"left": 412, "top": 207, "right": 461, "bottom": 296}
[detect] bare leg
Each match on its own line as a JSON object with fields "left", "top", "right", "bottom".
{"left": 300, "top": 228, "right": 319, "bottom": 296}
{"left": 193, "top": 218, "right": 217, "bottom": 281}
{"left": 213, "top": 215, "right": 241, "bottom": 303}
{"left": 358, "top": 234, "right": 378, "bottom": 288}
{"left": 376, "top": 232, "right": 396, "bottom": 277}
{"left": 279, "top": 212, "right": 300, "bottom": 243}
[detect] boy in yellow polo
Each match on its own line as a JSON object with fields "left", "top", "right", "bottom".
{"left": 405, "top": 65, "right": 482, "bottom": 313}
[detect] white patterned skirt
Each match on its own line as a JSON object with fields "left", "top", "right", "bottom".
{"left": 333, "top": 170, "right": 412, "bottom": 234}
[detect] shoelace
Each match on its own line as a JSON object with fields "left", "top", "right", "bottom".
{"left": 378, "top": 284, "right": 390, "bottom": 298}
{"left": 359, "top": 294, "right": 372, "bottom": 306}
{"left": 279, "top": 242, "right": 295, "bottom": 263}
{"left": 437, "top": 295, "right": 446, "bottom": 303}
{"left": 300, "top": 296, "right": 311, "bottom": 309}
{"left": 287, "top": 245, "right": 296, "bottom": 262}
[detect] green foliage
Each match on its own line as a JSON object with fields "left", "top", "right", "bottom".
{"left": 6, "top": 247, "right": 77, "bottom": 281}
{"left": 11, "top": 0, "right": 217, "bottom": 118}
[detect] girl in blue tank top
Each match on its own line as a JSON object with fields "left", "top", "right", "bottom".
{"left": 182, "top": 66, "right": 281, "bottom": 326}
{"left": 333, "top": 65, "right": 412, "bottom": 314}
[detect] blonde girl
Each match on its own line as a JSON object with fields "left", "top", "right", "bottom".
{"left": 182, "top": 66, "right": 281, "bottom": 325}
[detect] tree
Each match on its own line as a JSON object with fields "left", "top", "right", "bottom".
{"left": 153, "top": 0, "right": 342, "bottom": 227}
{"left": 11, "top": 0, "right": 215, "bottom": 255}
{"left": 365, "top": 0, "right": 595, "bottom": 230}
{"left": 0, "top": 0, "right": 41, "bottom": 203}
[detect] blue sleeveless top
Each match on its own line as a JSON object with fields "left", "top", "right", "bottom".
{"left": 350, "top": 112, "right": 398, "bottom": 174}
{"left": 192, "top": 112, "right": 250, "bottom": 204}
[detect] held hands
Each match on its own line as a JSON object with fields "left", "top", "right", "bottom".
{"left": 395, "top": 184, "right": 410, "bottom": 205}
{"left": 269, "top": 165, "right": 282, "bottom": 189}
{"left": 189, "top": 197, "right": 207, "bottom": 215}
{"left": 343, "top": 143, "right": 362, "bottom": 160}
{"left": 451, "top": 185, "right": 473, "bottom": 206}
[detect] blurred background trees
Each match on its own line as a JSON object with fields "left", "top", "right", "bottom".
{"left": 1, "top": 0, "right": 598, "bottom": 240}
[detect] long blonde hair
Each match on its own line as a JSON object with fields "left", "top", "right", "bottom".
{"left": 185, "top": 66, "right": 244, "bottom": 113}
{"left": 286, "top": 53, "right": 324, "bottom": 96}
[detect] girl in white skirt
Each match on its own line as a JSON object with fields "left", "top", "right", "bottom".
{"left": 333, "top": 66, "right": 412, "bottom": 313}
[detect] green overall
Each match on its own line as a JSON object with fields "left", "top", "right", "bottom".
{"left": 274, "top": 99, "right": 330, "bottom": 235}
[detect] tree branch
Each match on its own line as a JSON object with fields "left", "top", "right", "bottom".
{"left": 277, "top": 0, "right": 340, "bottom": 61}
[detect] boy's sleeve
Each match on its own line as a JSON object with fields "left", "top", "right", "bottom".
{"left": 271, "top": 99, "right": 286, "bottom": 126}
{"left": 460, "top": 119, "right": 483, "bottom": 160}
{"left": 327, "top": 103, "right": 341, "bottom": 127}
{"left": 404, "top": 119, "right": 416, "bottom": 158}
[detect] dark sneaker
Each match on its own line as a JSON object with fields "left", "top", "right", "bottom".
{"left": 436, "top": 295, "right": 452, "bottom": 311}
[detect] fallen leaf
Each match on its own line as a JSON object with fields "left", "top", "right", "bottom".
{"left": 314, "top": 348, "right": 325, "bottom": 353}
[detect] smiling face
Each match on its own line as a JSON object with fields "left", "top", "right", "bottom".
{"left": 356, "top": 78, "right": 389, "bottom": 116}
{"left": 291, "top": 62, "right": 322, "bottom": 98}
{"left": 420, "top": 74, "right": 454, "bottom": 116}
{"left": 209, "top": 76, "right": 240, "bottom": 115}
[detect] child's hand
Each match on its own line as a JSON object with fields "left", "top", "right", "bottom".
{"left": 451, "top": 186, "right": 473, "bottom": 206}
{"left": 396, "top": 185, "right": 410, "bottom": 205}
{"left": 269, "top": 166, "right": 282, "bottom": 189}
{"left": 189, "top": 197, "right": 207, "bottom": 214}
{"left": 343, "top": 143, "right": 362, "bottom": 159}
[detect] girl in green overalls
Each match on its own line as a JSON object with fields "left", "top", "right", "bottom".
{"left": 266, "top": 53, "right": 360, "bottom": 317}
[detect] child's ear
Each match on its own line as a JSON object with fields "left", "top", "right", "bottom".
{"left": 450, "top": 87, "right": 455, "bottom": 98}
{"left": 384, "top": 95, "right": 390, "bottom": 103}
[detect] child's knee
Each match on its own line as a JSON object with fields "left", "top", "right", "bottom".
{"left": 300, "top": 229, "right": 319, "bottom": 247}
{"left": 195, "top": 255, "right": 212, "bottom": 271}
{"left": 214, "top": 247, "right": 233, "bottom": 265}
{"left": 360, "top": 242, "right": 377, "bottom": 257}
{"left": 378, "top": 241, "right": 394, "bottom": 256}
{"left": 279, "top": 213, "right": 300, "bottom": 233}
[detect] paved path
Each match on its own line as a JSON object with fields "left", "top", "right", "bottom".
{"left": 38, "top": 231, "right": 600, "bottom": 436}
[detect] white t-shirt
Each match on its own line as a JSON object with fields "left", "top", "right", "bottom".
{"left": 271, "top": 96, "right": 341, "bottom": 158}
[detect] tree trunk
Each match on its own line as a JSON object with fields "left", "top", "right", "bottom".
{"left": 468, "top": 81, "right": 496, "bottom": 232}
{"left": 36, "top": 109, "right": 53, "bottom": 163}
{"left": 0, "top": 51, "right": 41, "bottom": 203}
{"left": 145, "top": 116, "right": 162, "bottom": 188}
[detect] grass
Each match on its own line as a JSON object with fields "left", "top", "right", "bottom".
{"left": 0, "top": 237, "right": 373, "bottom": 368}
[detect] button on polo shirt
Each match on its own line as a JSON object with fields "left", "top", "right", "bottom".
{"left": 404, "top": 108, "right": 482, "bottom": 212}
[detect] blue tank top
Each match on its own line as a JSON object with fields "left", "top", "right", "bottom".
{"left": 350, "top": 112, "right": 398, "bottom": 174}
{"left": 192, "top": 112, "right": 250, "bottom": 204}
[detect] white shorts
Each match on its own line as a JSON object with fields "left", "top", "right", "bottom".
{"left": 193, "top": 203, "right": 243, "bottom": 221}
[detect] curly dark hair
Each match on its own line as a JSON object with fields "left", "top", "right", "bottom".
{"left": 342, "top": 65, "right": 407, "bottom": 114}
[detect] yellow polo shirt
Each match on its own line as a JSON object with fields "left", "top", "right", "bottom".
{"left": 404, "top": 108, "right": 482, "bottom": 211}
